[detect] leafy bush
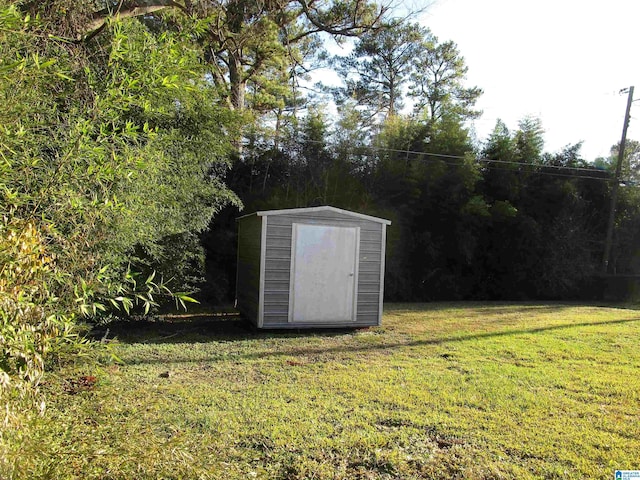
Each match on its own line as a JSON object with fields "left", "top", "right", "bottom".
{"left": 0, "top": 215, "right": 85, "bottom": 444}
{"left": 0, "top": 1, "right": 240, "bottom": 456}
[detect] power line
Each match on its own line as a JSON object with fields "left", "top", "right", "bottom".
{"left": 376, "top": 152, "right": 613, "bottom": 182}
{"left": 296, "top": 138, "right": 618, "bottom": 181}
{"left": 304, "top": 138, "right": 609, "bottom": 171}
{"left": 475, "top": 157, "right": 605, "bottom": 173}
{"left": 474, "top": 164, "right": 614, "bottom": 182}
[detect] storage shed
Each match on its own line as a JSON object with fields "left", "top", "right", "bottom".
{"left": 236, "top": 206, "right": 391, "bottom": 329}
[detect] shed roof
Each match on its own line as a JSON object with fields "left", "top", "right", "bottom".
{"left": 236, "top": 205, "right": 391, "bottom": 225}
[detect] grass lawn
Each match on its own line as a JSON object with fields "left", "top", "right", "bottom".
{"left": 9, "top": 303, "right": 640, "bottom": 479}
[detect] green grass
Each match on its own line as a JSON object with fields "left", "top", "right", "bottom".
{"left": 8, "top": 303, "right": 640, "bottom": 479}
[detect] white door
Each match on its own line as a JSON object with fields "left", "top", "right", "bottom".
{"left": 289, "top": 223, "right": 359, "bottom": 323}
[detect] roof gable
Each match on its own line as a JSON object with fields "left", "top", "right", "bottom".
{"left": 237, "top": 206, "right": 391, "bottom": 225}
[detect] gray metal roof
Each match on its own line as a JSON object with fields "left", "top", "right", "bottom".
{"left": 236, "top": 205, "right": 391, "bottom": 225}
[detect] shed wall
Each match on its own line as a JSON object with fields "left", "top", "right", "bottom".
{"left": 236, "top": 214, "right": 263, "bottom": 326}
{"left": 262, "top": 210, "right": 384, "bottom": 327}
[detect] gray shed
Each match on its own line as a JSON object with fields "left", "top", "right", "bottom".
{"left": 236, "top": 206, "right": 391, "bottom": 329}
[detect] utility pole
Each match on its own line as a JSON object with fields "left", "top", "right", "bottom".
{"left": 602, "top": 86, "right": 634, "bottom": 274}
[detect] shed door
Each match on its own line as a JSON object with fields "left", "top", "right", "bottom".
{"left": 289, "top": 223, "right": 359, "bottom": 323}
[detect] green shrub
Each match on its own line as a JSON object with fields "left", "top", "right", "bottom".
{"left": 0, "top": 2, "right": 238, "bottom": 466}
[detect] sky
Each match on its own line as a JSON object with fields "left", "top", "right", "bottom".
{"left": 417, "top": 0, "right": 640, "bottom": 160}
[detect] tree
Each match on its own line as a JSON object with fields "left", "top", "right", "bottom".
{"left": 523, "top": 145, "right": 602, "bottom": 296}
{"left": 91, "top": 1, "right": 386, "bottom": 111}
{"left": 515, "top": 116, "right": 544, "bottom": 163}
{"left": 20, "top": 0, "right": 389, "bottom": 120}
{"left": 610, "top": 139, "right": 640, "bottom": 184}
{"left": 481, "top": 120, "right": 521, "bottom": 203}
{"left": 332, "top": 100, "right": 376, "bottom": 184}
{"left": 478, "top": 124, "right": 609, "bottom": 299}
{"left": 331, "top": 21, "right": 481, "bottom": 132}
{"left": 409, "top": 36, "right": 482, "bottom": 123}
{"left": 333, "top": 22, "right": 423, "bottom": 120}
{"left": 595, "top": 139, "right": 640, "bottom": 276}
{"left": 1, "top": 4, "right": 259, "bottom": 435}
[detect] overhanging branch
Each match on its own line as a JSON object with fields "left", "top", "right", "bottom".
{"left": 82, "top": 0, "right": 186, "bottom": 39}
{"left": 288, "top": 0, "right": 388, "bottom": 44}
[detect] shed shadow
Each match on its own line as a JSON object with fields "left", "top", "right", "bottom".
{"left": 94, "top": 302, "right": 640, "bottom": 346}
{"left": 111, "top": 314, "right": 640, "bottom": 367}
{"left": 91, "top": 312, "right": 360, "bottom": 344}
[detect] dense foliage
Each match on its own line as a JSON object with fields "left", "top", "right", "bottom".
{"left": 220, "top": 109, "right": 629, "bottom": 303}
{"left": 0, "top": 0, "right": 241, "bottom": 448}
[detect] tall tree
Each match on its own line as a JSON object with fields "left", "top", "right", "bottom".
{"left": 331, "top": 21, "right": 481, "bottom": 131}
{"left": 29, "top": 0, "right": 388, "bottom": 117}
{"left": 481, "top": 120, "right": 521, "bottom": 203}
{"left": 409, "top": 36, "right": 482, "bottom": 123}
{"left": 333, "top": 22, "right": 423, "bottom": 120}
{"left": 127, "top": 1, "right": 387, "bottom": 112}
{"left": 515, "top": 116, "right": 544, "bottom": 163}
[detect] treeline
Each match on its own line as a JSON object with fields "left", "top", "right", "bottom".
{"left": 206, "top": 114, "right": 640, "bottom": 303}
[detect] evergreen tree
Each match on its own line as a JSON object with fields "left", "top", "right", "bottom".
{"left": 334, "top": 22, "right": 423, "bottom": 120}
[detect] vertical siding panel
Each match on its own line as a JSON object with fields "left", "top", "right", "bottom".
{"left": 263, "top": 218, "right": 292, "bottom": 325}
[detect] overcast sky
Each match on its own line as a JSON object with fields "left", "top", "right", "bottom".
{"left": 418, "top": 0, "right": 640, "bottom": 160}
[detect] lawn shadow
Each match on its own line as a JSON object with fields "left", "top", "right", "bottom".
{"left": 384, "top": 301, "right": 634, "bottom": 318}
{"left": 112, "top": 311, "right": 640, "bottom": 367}
{"left": 99, "top": 302, "right": 638, "bottom": 346}
{"left": 92, "top": 311, "right": 359, "bottom": 345}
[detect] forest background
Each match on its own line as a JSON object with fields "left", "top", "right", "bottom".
{"left": 2, "top": 0, "right": 640, "bottom": 428}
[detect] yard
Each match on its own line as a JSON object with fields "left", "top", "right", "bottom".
{"left": 8, "top": 303, "right": 640, "bottom": 479}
